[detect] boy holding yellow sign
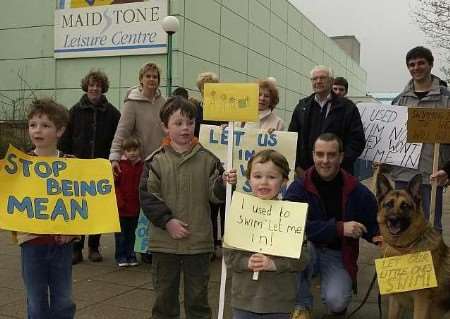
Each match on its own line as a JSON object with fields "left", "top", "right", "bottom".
{"left": 225, "top": 150, "right": 308, "bottom": 319}
{"left": 19, "top": 98, "right": 77, "bottom": 318}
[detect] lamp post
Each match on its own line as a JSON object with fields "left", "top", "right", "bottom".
{"left": 161, "top": 15, "right": 180, "bottom": 97}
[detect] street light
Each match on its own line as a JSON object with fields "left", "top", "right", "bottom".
{"left": 161, "top": 15, "right": 180, "bottom": 97}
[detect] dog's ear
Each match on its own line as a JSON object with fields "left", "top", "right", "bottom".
{"left": 407, "top": 174, "right": 422, "bottom": 206}
{"left": 376, "top": 173, "right": 393, "bottom": 202}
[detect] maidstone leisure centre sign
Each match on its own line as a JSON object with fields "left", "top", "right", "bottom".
{"left": 54, "top": 0, "right": 168, "bottom": 58}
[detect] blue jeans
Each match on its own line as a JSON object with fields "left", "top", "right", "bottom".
{"left": 233, "top": 309, "right": 290, "bottom": 319}
{"left": 21, "top": 242, "right": 75, "bottom": 319}
{"left": 395, "top": 181, "right": 443, "bottom": 232}
{"left": 114, "top": 216, "right": 138, "bottom": 263}
{"left": 295, "top": 243, "right": 352, "bottom": 314}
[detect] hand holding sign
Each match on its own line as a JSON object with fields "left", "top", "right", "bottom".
{"left": 249, "top": 252, "right": 276, "bottom": 270}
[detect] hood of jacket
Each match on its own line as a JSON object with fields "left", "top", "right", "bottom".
{"left": 125, "top": 86, "right": 162, "bottom": 103}
{"left": 399, "top": 74, "right": 444, "bottom": 98}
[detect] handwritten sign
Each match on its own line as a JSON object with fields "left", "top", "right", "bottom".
{"left": 375, "top": 251, "right": 438, "bottom": 295}
{"left": 407, "top": 108, "right": 450, "bottom": 143}
{"left": 357, "top": 103, "right": 422, "bottom": 168}
{"left": 199, "top": 125, "right": 297, "bottom": 193}
{"left": 203, "top": 83, "right": 259, "bottom": 121}
{"left": 0, "top": 145, "right": 120, "bottom": 234}
{"left": 134, "top": 211, "right": 150, "bottom": 253}
{"left": 224, "top": 192, "right": 307, "bottom": 258}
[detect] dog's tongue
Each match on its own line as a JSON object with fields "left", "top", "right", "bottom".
{"left": 387, "top": 219, "right": 402, "bottom": 235}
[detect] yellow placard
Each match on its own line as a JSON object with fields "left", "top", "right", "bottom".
{"left": 199, "top": 125, "right": 298, "bottom": 193}
{"left": 224, "top": 192, "right": 307, "bottom": 259}
{"left": 203, "top": 83, "right": 259, "bottom": 122}
{"left": 68, "top": 0, "right": 114, "bottom": 8}
{"left": 0, "top": 145, "right": 120, "bottom": 234}
{"left": 375, "top": 251, "right": 438, "bottom": 295}
{"left": 407, "top": 107, "right": 450, "bottom": 143}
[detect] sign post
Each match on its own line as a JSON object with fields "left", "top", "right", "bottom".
{"left": 407, "top": 107, "right": 450, "bottom": 226}
{"left": 203, "top": 83, "right": 258, "bottom": 319}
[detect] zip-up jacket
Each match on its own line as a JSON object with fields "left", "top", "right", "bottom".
{"left": 284, "top": 167, "right": 378, "bottom": 286}
{"left": 139, "top": 140, "right": 225, "bottom": 254}
{"left": 288, "top": 93, "right": 365, "bottom": 173}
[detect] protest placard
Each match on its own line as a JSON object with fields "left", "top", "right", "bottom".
{"left": 357, "top": 103, "right": 422, "bottom": 168}
{"left": 375, "top": 251, "right": 437, "bottom": 295}
{"left": 134, "top": 211, "right": 150, "bottom": 253}
{"left": 203, "top": 83, "right": 259, "bottom": 122}
{"left": 224, "top": 192, "right": 307, "bottom": 258}
{"left": 0, "top": 145, "right": 120, "bottom": 234}
{"left": 407, "top": 107, "right": 450, "bottom": 143}
{"left": 199, "top": 125, "right": 298, "bottom": 193}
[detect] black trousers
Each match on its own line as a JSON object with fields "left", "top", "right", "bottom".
{"left": 73, "top": 235, "right": 101, "bottom": 252}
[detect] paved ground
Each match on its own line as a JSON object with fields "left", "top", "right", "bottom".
{"left": 0, "top": 184, "right": 449, "bottom": 319}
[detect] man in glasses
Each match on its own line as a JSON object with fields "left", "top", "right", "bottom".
{"left": 288, "top": 65, "right": 365, "bottom": 177}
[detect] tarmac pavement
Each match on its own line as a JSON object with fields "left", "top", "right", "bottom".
{"left": 0, "top": 183, "right": 449, "bottom": 319}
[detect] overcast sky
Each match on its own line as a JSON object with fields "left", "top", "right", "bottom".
{"left": 290, "top": 0, "right": 446, "bottom": 93}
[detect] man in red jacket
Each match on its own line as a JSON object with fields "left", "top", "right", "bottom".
{"left": 285, "top": 133, "right": 378, "bottom": 319}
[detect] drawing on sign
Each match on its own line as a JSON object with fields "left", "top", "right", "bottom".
{"left": 357, "top": 103, "right": 422, "bottom": 168}
{"left": 203, "top": 83, "right": 258, "bottom": 121}
{"left": 207, "top": 91, "right": 249, "bottom": 112}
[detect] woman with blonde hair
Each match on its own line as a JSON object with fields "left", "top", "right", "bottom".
{"left": 109, "top": 62, "right": 166, "bottom": 170}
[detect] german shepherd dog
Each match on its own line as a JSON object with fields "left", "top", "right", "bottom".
{"left": 376, "top": 174, "right": 450, "bottom": 319}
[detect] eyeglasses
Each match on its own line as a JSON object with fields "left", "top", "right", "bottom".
{"left": 311, "top": 76, "right": 329, "bottom": 81}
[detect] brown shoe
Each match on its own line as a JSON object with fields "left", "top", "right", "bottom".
{"left": 88, "top": 249, "right": 103, "bottom": 262}
{"left": 72, "top": 250, "right": 83, "bottom": 265}
{"left": 291, "top": 308, "right": 312, "bottom": 319}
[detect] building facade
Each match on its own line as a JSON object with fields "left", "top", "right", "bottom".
{"left": 0, "top": 0, "right": 367, "bottom": 124}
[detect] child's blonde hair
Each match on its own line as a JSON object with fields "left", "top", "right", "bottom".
{"left": 246, "top": 150, "right": 289, "bottom": 180}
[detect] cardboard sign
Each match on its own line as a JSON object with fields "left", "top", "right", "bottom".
{"left": 224, "top": 192, "right": 307, "bottom": 258}
{"left": 0, "top": 145, "right": 120, "bottom": 234}
{"left": 134, "top": 211, "right": 150, "bottom": 253}
{"left": 199, "top": 125, "right": 297, "bottom": 193}
{"left": 375, "top": 251, "right": 438, "bottom": 295}
{"left": 203, "top": 83, "right": 259, "bottom": 122}
{"left": 357, "top": 103, "right": 422, "bottom": 168}
{"left": 407, "top": 108, "right": 450, "bottom": 143}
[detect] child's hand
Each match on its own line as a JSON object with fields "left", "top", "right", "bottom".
{"left": 54, "top": 235, "right": 77, "bottom": 245}
{"left": 267, "top": 128, "right": 276, "bottom": 134}
{"left": 166, "top": 219, "right": 191, "bottom": 239}
{"left": 223, "top": 169, "right": 237, "bottom": 185}
{"left": 111, "top": 160, "right": 121, "bottom": 177}
{"left": 248, "top": 253, "right": 277, "bottom": 272}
